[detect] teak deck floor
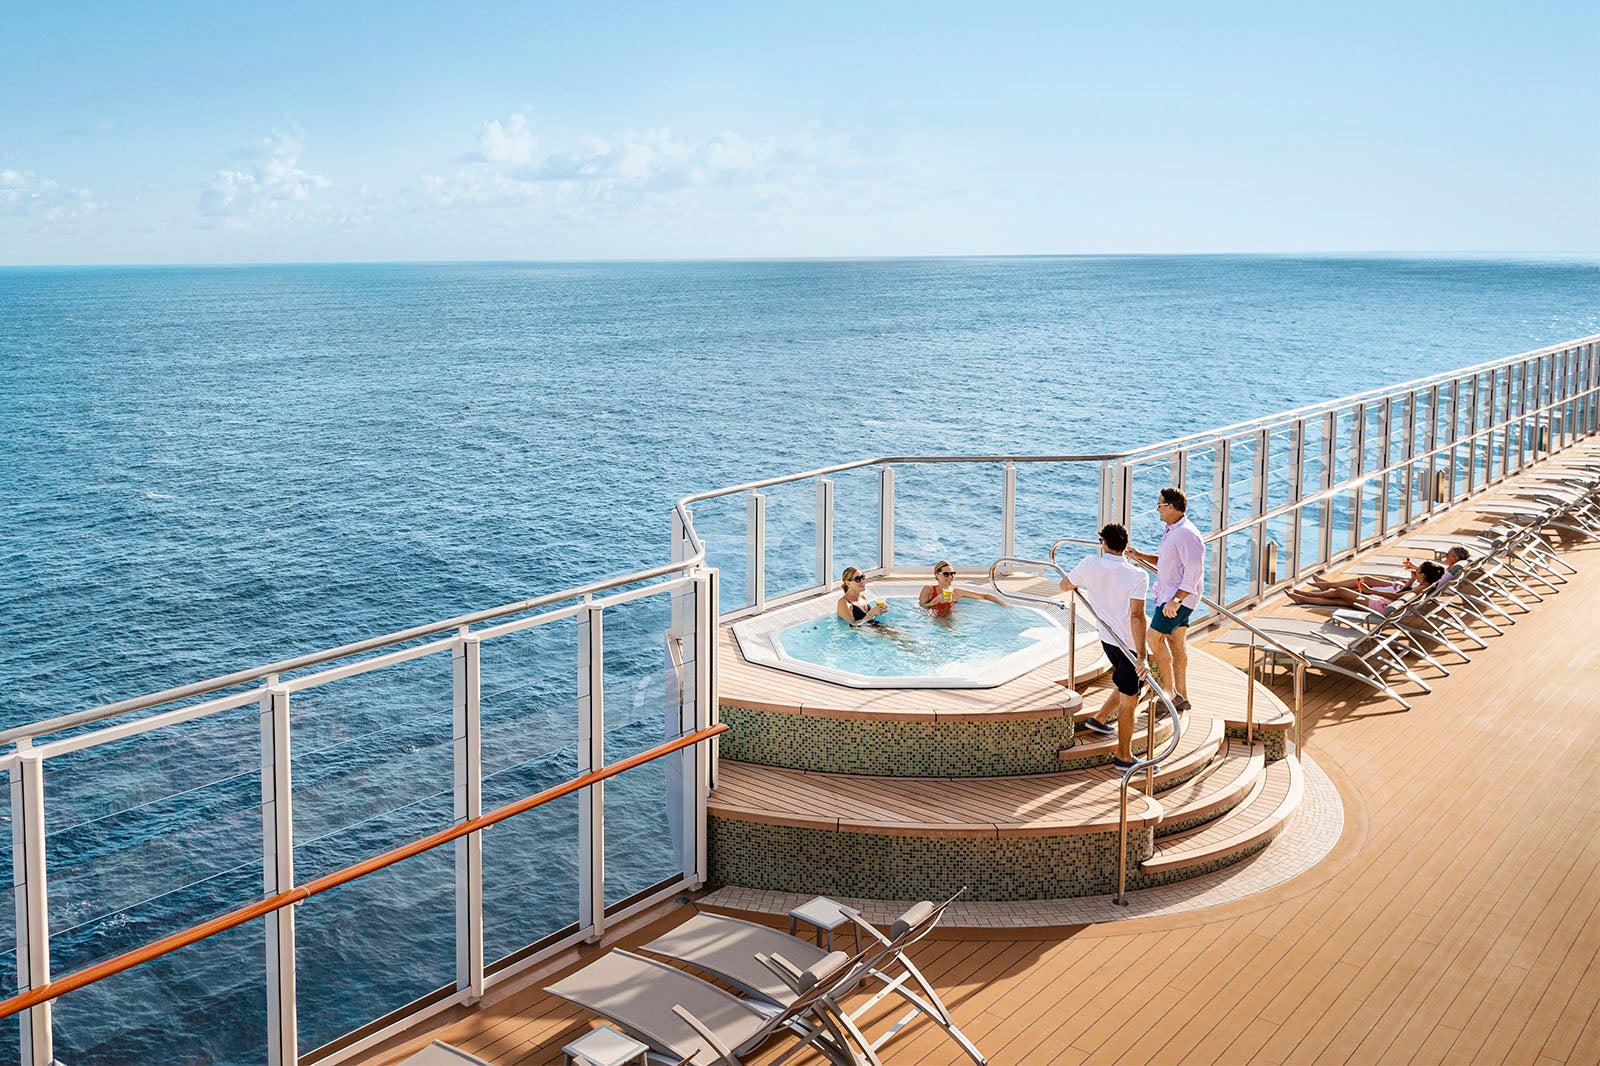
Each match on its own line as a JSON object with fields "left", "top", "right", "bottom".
{"left": 360, "top": 520, "right": 1600, "bottom": 1066}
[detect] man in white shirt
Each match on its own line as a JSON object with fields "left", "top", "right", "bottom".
{"left": 1058, "top": 522, "right": 1149, "bottom": 770}
{"left": 1128, "top": 487, "right": 1205, "bottom": 713}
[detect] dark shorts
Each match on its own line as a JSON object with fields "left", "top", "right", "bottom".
{"left": 1102, "top": 642, "right": 1144, "bottom": 697}
{"left": 1150, "top": 601, "right": 1195, "bottom": 634}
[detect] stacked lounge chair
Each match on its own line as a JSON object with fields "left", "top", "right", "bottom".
{"left": 546, "top": 891, "right": 985, "bottom": 1066}
{"left": 1220, "top": 458, "right": 1598, "bottom": 708}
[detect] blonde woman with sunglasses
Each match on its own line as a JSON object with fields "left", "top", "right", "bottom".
{"left": 918, "top": 560, "right": 1010, "bottom": 611}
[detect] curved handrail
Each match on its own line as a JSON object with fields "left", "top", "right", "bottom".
{"left": 987, "top": 556, "right": 1182, "bottom": 905}
{"left": 1050, "top": 538, "right": 1308, "bottom": 754}
{"left": 0, "top": 723, "right": 730, "bottom": 1023}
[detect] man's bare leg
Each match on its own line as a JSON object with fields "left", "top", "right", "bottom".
{"left": 1114, "top": 691, "right": 1136, "bottom": 762}
{"left": 1148, "top": 631, "right": 1175, "bottom": 698}
{"left": 1168, "top": 626, "right": 1190, "bottom": 701}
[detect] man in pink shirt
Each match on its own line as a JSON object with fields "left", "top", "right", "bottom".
{"left": 1127, "top": 487, "right": 1205, "bottom": 712}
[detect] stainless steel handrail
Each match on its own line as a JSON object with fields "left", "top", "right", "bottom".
{"left": 1115, "top": 333, "right": 1600, "bottom": 465}
{"left": 987, "top": 556, "right": 1182, "bottom": 905}
{"left": 1050, "top": 538, "right": 1310, "bottom": 755}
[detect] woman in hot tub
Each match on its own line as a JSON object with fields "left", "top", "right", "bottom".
{"left": 918, "top": 560, "right": 1011, "bottom": 612}
{"left": 836, "top": 566, "right": 891, "bottom": 625}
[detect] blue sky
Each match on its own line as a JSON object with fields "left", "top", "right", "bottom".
{"left": 2, "top": 1, "right": 1595, "bottom": 264}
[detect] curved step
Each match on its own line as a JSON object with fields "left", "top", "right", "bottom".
{"left": 707, "top": 760, "right": 1170, "bottom": 900}
{"left": 1060, "top": 711, "right": 1225, "bottom": 791}
{"left": 708, "top": 761, "right": 1163, "bottom": 837}
{"left": 1139, "top": 753, "right": 1302, "bottom": 876}
{"left": 1151, "top": 741, "right": 1266, "bottom": 837}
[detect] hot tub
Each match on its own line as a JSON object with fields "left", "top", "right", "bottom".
{"left": 731, "top": 580, "right": 1100, "bottom": 689}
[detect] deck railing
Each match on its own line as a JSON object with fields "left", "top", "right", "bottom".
{"left": 673, "top": 335, "right": 1600, "bottom": 620}
{"left": 0, "top": 554, "right": 723, "bottom": 1066}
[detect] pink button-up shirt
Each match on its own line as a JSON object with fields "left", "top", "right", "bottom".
{"left": 1152, "top": 515, "right": 1205, "bottom": 607}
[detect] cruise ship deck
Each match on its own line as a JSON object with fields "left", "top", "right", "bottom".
{"left": 358, "top": 481, "right": 1600, "bottom": 1065}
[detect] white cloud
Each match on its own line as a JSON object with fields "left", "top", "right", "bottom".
{"left": 426, "top": 116, "right": 892, "bottom": 221}
{"left": 0, "top": 168, "right": 97, "bottom": 221}
{"left": 468, "top": 113, "right": 538, "bottom": 165}
{"left": 200, "top": 128, "right": 331, "bottom": 226}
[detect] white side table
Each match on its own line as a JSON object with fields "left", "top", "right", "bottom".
{"left": 562, "top": 1024, "right": 650, "bottom": 1066}
{"left": 787, "top": 895, "right": 861, "bottom": 954}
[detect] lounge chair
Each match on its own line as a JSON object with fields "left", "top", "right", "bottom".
{"left": 546, "top": 948, "right": 863, "bottom": 1066}
{"left": 641, "top": 893, "right": 986, "bottom": 1066}
{"left": 400, "top": 1042, "right": 493, "bottom": 1066}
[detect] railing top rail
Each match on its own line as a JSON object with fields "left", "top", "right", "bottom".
{"left": 675, "top": 452, "right": 1125, "bottom": 508}
{"left": 0, "top": 722, "right": 729, "bottom": 1024}
{"left": 0, "top": 554, "right": 702, "bottom": 749}
{"left": 1112, "top": 333, "right": 1600, "bottom": 464}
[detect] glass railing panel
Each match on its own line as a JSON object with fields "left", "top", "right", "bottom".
{"left": 602, "top": 755, "right": 677, "bottom": 908}
{"left": 294, "top": 845, "right": 455, "bottom": 1055}
{"left": 286, "top": 653, "right": 457, "bottom": 1052}
{"left": 760, "top": 477, "right": 821, "bottom": 601}
{"left": 599, "top": 594, "right": 683, "bottom": 905}
{"left": 692, "top": 493, "right": 750, "bottom": 610}
{"left": 1220, "top": 529, "right": 1256, "bottom": 607}
{"left": 830, "top": 466, "right": 882, "bottom": 575}
{"left": 42, "top": 704, "right": 266, "bottom": 981}
{"left": 1013, "top": 460, "right": 1099, "bottom": 560}
{"left": 50, "top": 919, "right": 266, "bottom": 1066}
{"left": 891, "top": 462, "right": 1002, "bottom": 569}
{"left": 1225, "top": 432, "right": 1258, "bottom": 530}
{"left": 41, "top": 700, "right": 260, "bottom": 827}
{"left": 479, "top": 619, "right": 582, "bottom": 964}
{"left": 289, "top": 651, "right": 456, "bottom": 877}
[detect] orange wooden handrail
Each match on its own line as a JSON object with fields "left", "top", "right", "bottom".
{"left": 0, "top": 722, "right": 727, "bottom": 1022}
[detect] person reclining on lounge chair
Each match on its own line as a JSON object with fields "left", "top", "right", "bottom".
{"left": 1287, "top": 560, "right": 1444, "bottom": 612}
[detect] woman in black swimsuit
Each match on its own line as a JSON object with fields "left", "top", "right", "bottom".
{"left": 836, "top": 566, "right": 888, "bottom": 625}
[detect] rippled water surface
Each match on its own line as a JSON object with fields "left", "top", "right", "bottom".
{"left": 2, "top": 256, "right": 1596, "bottom": 1062}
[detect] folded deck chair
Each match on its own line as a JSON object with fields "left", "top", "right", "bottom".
{"left": 1216, "top": 621, "right": 1413, "bottom": 709}
{"left": 400, "top": 1042, "right": 492, "bottom": 1066}
{"left": 642, "top": 893, "right": 985, "bottom": 1066}
{"left": 546, "top": 948, "right": 862, "bottom": 1066}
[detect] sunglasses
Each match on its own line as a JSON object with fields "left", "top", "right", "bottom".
{"left": 936, "top": 569, "right": 954, "bottom": 577}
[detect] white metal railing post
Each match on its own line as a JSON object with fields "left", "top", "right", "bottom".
{"left": 1115, "top": 462, "right": 1133, "bottom": 535}
{"left": 691, "top": 568, "right": 718, "bottom": 884}
{"left": 877, "top": 465, "right": 895, "bottom": 571}
{"left": 1464, "top": 374, "right": 1479, "bottom": 494}
{"left": 745, "top": 491, "right": 766, "bottom": 611}
{"left": 1421, "top": 385, "right": 1438, "bottom": 517}
{"left": 1377, "top": 397, "right": 1394, "bottom": 537}
{"left": 1318, "top": 411, "right": 1336, "bottom": 565}
{"left": 452, "top": 629, "right": 484, "bottom": 1001}
{"left": 1400, "top": 393, "right": 1416, "bottom": 527}
{"left": 1001, "top": 462, "right": 1017, "bottom": 564}
{"left": 1097, "top": 461, "right": 1115, "bottom": 528}
{"left": 1209, "top": 442, "right": 1229, "bottom": 603}
{"left": 1286, "top": 420, "right": 1304, "bottom": 581}
{"left": 260, "top": 684, "right": 298, "bottom": 1066}
{"left": 815, "top": 478, "right": 835, "bottom": 590}
{"left": 670, "top": 508, "right": 694, "bottom": 640}
{"left": 1349, "top": 403, "right": 1367, "bottom": 551}
{"left": 12, "top": 749, "right": 51, "bottom": 1066}
{"left": 577, "top": 606, "right": 605, "bottom": 941}
{"left": 1249, "top": 428, "right": 1268, "bottom": 598}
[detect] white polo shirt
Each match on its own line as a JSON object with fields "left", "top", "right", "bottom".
{"left": 1067, "top": 553, "right": 1149, "bottom": 651}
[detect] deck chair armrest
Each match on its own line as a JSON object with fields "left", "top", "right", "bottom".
{"left": 837, "top": 905, "right": 893, "bottom": 947}
{"left": 670, "top": 1004, "right": 739, "bottom": 1066}
{"left": 754, "top": 950, "right": 806, "bottom": 994}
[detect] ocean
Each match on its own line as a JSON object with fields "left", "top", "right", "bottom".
{"left": 2, "top": 255, "right": 1597, "bottom": 1062}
